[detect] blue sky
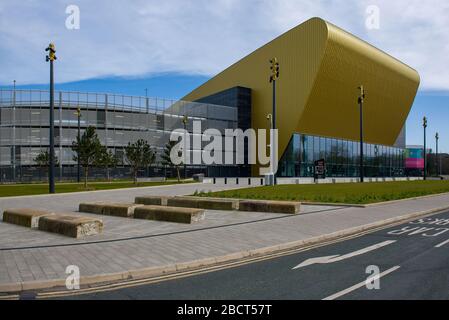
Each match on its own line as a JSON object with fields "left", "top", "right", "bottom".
{"left": 0, "top": 0, "right": 448, "bottom": 151}
{"left": 5, "top": 74, "right": 210, "bottom": 101}
{"left": 406, "top": 91, "right": 449, "bottom": 152}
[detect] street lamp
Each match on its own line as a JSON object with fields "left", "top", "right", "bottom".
{"left": 75, "top": 107, "right": 81, "bottom": 183}
{"left": 267, "top": 113, "right": 273, "bottom": 151}
{"left": 266, "top": 113, "right": 275, "bottom": 185}
{"left": 12, "top": 80, "right": 16, "bottom": 183}
{"left": 423, "top": 117, "right": 427, "bottom": 180}
{"left": 358, "top": 85, "right": 366, "bottom": 183}
{"left": 435, "top": 132, "right": 439, "bottom": 177}
{"left": 269, "top": 58, "right": 279, "bottom": 185}
{"left": 45, "top": 43, "right": 57, "bottom": 193}
{"left": 182, "top": 114, "right": 188, "bottom": 179}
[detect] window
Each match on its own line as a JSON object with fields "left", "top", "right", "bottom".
{"left": 326, "top": 138, "right": 331, "bottom": 162}
{"left": 306, "top": 136, "right": 313, "bottom": 164}
{"left": 97, "top": 110, "right": 106, "bottom": 126}
{"left": 313, "top": 136, "right": 320, "bottom": 162}
{"left": 320, "top": 137, "right": 326, "bottom": 159}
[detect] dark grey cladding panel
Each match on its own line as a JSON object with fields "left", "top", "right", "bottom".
{"left": 194, "top": 87, "right": 252, "bottom": 177}
{"left": 194, "top": 86, "right": 252, "bottom": 130}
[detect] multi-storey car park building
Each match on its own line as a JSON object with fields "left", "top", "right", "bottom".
{"left": 0, "top": 89, "right": 238, "bottom": 182}
{"left": 0, "top": 17, "right": 420, "bottom": 182}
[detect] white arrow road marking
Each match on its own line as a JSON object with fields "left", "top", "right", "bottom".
{"left": 322, "top": 266, "right": 401, "bottom": 300}
{"left": 435, "top": 239, "right": 449, "bottom": 248}
{"left": 292, "top": 240, "right": 397, "bottom": 270}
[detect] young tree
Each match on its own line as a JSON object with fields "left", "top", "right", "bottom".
{"left": 71, "top": 126, "right": 103, "bottom": 188}
{"left": 161, "top": 140, "right": 181, "bottom": 182}
{"left": 97, "top": 146, "right": 118, "bottom": 181}
{"left": 125, "top": 139, "right": 156, "bottom": 184}
{"left": 33, "top": 149, "right": 59, "bottom": 167}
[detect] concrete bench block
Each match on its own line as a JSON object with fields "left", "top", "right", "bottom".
{"left": 100, "top": 203, "right": 143, "bottom": 217}
{"left": 38, "top": 215, "right": 103, "bottom": 238}
{"left": 2, "top": 208, "right": 54, "bottom": 228}
{"left": 168, "top": 196, "right": 239, "bottom": 210}
{"left": 79, "top": 202, "right": 143, "bottom": 217}
{"left": 166, "top": 197, "right": 200, "bottom": 209}
{"left": 78, "top": 202, "right": 104, "bottom": 215}
{"left": 135, "top": 196, "right": 170, "bottom": 206}
{"left": 134, "top": 206, "right": 205, "bottom": 224}
{"left": 238, "top": 200, "right": 301, "bottom": 214}
{"left": 196, "top": 198, "right": 239, "bottom": 210}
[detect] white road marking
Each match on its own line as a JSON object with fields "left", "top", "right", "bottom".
{"left": 322, "top": 266, "right": 401, "bottom": 300}
{"left": 292, "top": 240, "right": 397, "bottom": 269}
{"left": 435, "top": 239, "right": 449, "bottom": 248}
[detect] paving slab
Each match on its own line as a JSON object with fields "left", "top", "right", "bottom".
{"left": 0, "top": 204, "right": 335, "bottom": 249}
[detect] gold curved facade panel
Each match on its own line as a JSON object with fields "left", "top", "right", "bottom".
{"left": 183, "top": 17, "right": 420, "bottom": 173}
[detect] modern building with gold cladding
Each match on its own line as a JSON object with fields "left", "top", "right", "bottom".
{"left": 183, "top": 17, "right": 420, "bottom": 176}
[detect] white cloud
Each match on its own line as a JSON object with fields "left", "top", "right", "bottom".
{"left": 0, "top": 0, "right": 448, "bottom": 90}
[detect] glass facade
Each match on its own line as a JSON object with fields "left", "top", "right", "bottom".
{"left": 278, "top": 133, "right": 406, "bottom": 178}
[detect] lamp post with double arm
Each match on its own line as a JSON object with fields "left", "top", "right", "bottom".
{"left": 358, "top": 85, "right": 366, "bottom": 183}
{"left": 435, "top": 132, "right": 439, "bottom": 177}
{"left": 45, "top": 43, "right": 57, "bottom": 193}
{"left": 75, "top": 107, "right": 81, "bottom": 183}
{"left": 182, "top": 115, "right": 188, "bottom": 180}
{"left": 423, "top": 117, "right": 428, "bottom": 180}
{"left": 269, "top": 58, "right": 279, "bottom": 185}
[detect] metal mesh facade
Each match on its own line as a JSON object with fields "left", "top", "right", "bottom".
{"left": 0, "top": 89, "right": 237, "bottom": 182}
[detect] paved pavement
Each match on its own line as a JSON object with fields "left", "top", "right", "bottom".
{"left": 0, "top": 182, "right": 336, "bottom": 287}
{"left": 0, "top": 183, "right": 334, "bottom": 248}
{"left": 1, "top": 182, "right": 449, "bottom": 295}
{"left": 66, "top": 210, "right": 449, "bottom": 300}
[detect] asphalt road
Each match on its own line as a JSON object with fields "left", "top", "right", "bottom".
{"left": 58, "top": 210, "right": 449, "bottom": 300}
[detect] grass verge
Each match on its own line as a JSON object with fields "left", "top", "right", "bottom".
{"left": 198, "top": 180, "right": 449, "bottom": 204}
{"left": 0, "top": 180, "right": 193, "bottom": 198}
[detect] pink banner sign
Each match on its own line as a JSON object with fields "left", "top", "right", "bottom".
{"left": 406, "top": 158, "right": 424, "bottom": 169}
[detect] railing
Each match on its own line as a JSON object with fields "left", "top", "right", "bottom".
{"left": 0, "top": 89, "right": 238, "bottom": 121}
